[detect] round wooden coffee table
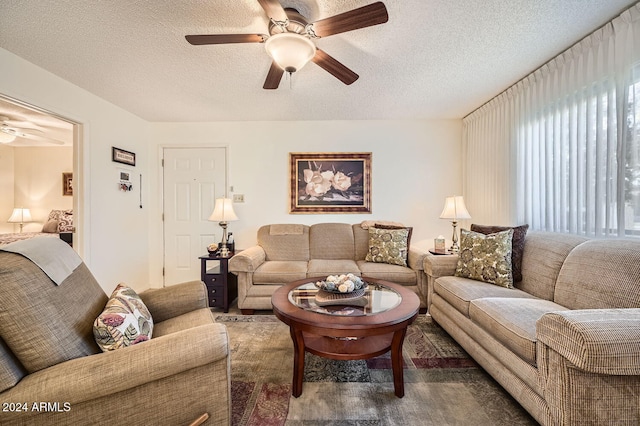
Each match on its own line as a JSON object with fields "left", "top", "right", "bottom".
{"left": 271, "top": 277, "right": 420, "bottom": 398}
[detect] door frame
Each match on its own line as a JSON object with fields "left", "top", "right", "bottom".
{"left": 0, "top": 93, "right": 84, "bottom": 257}
{"left": 160, "top": 144, "right": 229, "bottom": 286}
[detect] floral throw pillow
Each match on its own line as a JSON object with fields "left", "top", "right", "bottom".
{"left": 454, "top": 229, "right": 514, "bottom": 288}
{"left": 365, "top": 227, "right": 410, "bottom": 267}
{"left": 471, "top": 224, "right": 528, "bottom": 282}
{"left": 93, "top": 283, "right": 153, "bottom": 352}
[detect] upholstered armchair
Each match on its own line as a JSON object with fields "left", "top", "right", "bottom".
{"left": 0, "top": 239, "right": 230, "bottom": 425}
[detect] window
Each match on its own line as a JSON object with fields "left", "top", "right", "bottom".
{"left": 463, "top": 6, "right": 640, "bottom": 238}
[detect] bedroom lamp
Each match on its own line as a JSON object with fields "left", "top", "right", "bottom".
{"left": 8, "top": 208, "right": 32, "bottom": 232}
{"left": 208, "top": 198, "right": 238, "bottom": 258}
{"left": 439, "top": 196, "right": 471, "bottom": 253}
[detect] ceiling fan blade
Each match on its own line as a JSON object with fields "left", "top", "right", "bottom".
{"left": 256, "top": 0, "right": 288, "bottom": 22}
{"left": 310, "top": 2, "right": 388, "bottom": 38}
{"left": 185, "top": 34, "right": 266, "bottom": 45}
{"left": 2, "top": 126, "right": 64, "bottom": 145}
{"left": 0, "top": 115, "right": 43, "bottom": 131}
{"left": 312, "top": 49, "right": 359, "bottom": 85}
{"left": 263, "top": 62, "right": 284, "bottom": 89}
{"left": 20, "top": 132, "right": 65, "bottom": 145}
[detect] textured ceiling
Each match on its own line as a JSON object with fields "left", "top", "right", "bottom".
{"left": 0, "top": 0, "right": 636, "bottom": 122}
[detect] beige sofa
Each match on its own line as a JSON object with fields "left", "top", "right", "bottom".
{"left": 424, "top": 231, "right": 640, "bottom": 425}
{"left": 229, "top": 222, "right": 428, "bottom": 314}
{"left": 0, "top": 240, "right": 231, "bottom": 426}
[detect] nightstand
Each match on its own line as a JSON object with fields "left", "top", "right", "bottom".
{"left": 199, "top": 254, "right": 238, "bottom": 313}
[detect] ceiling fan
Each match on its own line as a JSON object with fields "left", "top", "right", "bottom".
{"left": 185, "top": 1, "right": 388, "bottom": 89}
{"left": 0, "top": 116, "right": 65, "bottom": 145}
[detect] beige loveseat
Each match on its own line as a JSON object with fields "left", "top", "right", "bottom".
{"left": 0, "top": 239, "right": 231, "bottom": 425}
{"left": 424, "top": 231, "right": 640, "bottom": 425}
{"left": 229, "top": 222, "right": 428, "bottom": 314}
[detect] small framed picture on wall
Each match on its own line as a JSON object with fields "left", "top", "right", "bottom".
{"left": 62, "top": 172, "right": 73, "bottom": 196}
{"left": 112, "top": 147, "right": 136, "bottom": 166}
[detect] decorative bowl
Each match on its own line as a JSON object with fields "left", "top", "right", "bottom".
{"left": 314, "top": 274, "right": 367, "bottom": 294}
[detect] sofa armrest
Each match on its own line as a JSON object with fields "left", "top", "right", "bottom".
{"left": 139, "top": 280, "right": 207, "bottom": 323}
{"left": 423, "top": 252, "right": 458, "bottom": 278}
{"left": 537, "top": 309, "right": 640, "bottom": 375}
{"left": 4, "top": 323, "right": 228, "bottom": 406}
{"left": 229, "top": 246, "right": 266, "bottom": 273}
{"left": 407, "top": 246, "right": 428, "bottom": 270}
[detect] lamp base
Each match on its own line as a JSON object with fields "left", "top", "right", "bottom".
{"left": 449, "top": 220, "right": 460, "bottom": 253}
{"left": 218, "top": 221, "right": 232, "bottom": 257}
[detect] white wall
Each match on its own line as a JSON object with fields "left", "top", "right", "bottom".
{"left": 13, "top": 147, "right": 73, "bottom": 232}
{"left": 1, "top": 46, "right": 465, "bottom": 293}
{"left": 0, "top": 145, "right": 15, "bottom": 233}
{"left": 0, "top": 48, "right": 151, "bottom": 294}
{"left": 148, "top": 120, "right": 463, "bottom": 285}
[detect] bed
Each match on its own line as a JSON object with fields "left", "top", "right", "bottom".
{"left": 0, "top": 209, "right": 73, "bottom": 247}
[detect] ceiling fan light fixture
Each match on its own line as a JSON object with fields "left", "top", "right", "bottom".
{"left": 0, "top": 128, "right": 17, "bottom": 144}
{"left": 265, "top": 32, "right": 316, "bottom": 73}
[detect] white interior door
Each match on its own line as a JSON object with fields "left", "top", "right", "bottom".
{"left": 163, "top": 147, "right": 227, "bottom": 285}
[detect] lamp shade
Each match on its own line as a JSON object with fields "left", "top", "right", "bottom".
{"left": 439, "top": 196, "right": 471, "bottom": 220}
{"left": 264, "top": 33, "right": 316, "bottom": 73}
{"left": 8, "top": 208, "right": 32, "bottom": 223}
{"left": 208, "top": 198, "right": 238, "bottom": 222}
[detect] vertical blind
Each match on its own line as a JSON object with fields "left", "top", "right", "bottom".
{"left": 463, "top": 3, "right": 640, "bottom": 237}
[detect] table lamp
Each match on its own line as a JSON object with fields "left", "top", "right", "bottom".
{"left": 439, "top": 196, "right": 471, "bottom": 253}
{"left": 208, "top": 198, "right": 238, "bottom": 257}
{"left": 8, "top": 208, "right": 32, "bottom": 232}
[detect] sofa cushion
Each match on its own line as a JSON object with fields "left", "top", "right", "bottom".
{"left": 455, "top": 229, "right": 514, "bottom": 288}
{"left": 0, "top": 252, "right": 107, "bottom": 373}
{"left": 353, "top": 224, "right": 371, "bottom": 260}
{"left": 471, "top": 224, "right": 528, "bottom": 282}
{"left": 435, "top": 276, "right": 537, "bottom": 317}
{"left": 253, "top": 261, "right": 308, "bottom": 284}
{"left": 517, "top": 232, "right": 588, "bottom": 301}
{"left": 357, "top": 261, "right": 416, "bottom": 285}
{"left": 0, "top": 336, "right": 26, "bottom": 393}
{"left": 93, "top": 284, "right": 154, "bottom": 352}
{"left": 309, "top": 223, "right": 355, "bottom": 260}
{"left": 307, "top": 259, "right": 360, "bottom": 278}
{"left": 258, "top": 224, "right": 310, "bottom": 261}
{"left": 365, "top": 227, "right": 410, "bottom": 267}
{"left": 469, "top": 298, "right": 565, "bottom": 365}
{"left": 554, "top": 239, "right": 640, "bottom": 310}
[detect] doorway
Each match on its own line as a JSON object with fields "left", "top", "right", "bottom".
{"left": 0, "top": 94, "right": 81, "bottom": 253}
{"left": 162, "top": 147, "right": 227, "bottom": 285}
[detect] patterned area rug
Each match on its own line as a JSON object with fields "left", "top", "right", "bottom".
{"left": 215, "top": 314, "right": 536, "bottom": 426}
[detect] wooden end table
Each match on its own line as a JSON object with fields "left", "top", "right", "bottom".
{"left": 199, "top": 254, "right": 238, "bottom": 313}
{"left": 271, "top": 277, "right": 420, "bottom": 398}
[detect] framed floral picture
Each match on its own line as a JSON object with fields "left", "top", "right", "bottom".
{"left": 289, "top": 152, "right": 372, "bottom": 214}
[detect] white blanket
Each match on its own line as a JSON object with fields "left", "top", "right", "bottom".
{"left": 0, "top": 237, "right": 82, "bottom": 285}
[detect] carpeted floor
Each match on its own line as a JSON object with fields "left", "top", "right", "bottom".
{"left": 215, "top": 313, "right": 537, "bottom": 426}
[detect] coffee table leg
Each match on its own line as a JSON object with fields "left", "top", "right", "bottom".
{"left": 391, "top": 328, "right": 408, "bottom": 398}
{"left": 290, "top": 327, "right": 305, "bottom": 397}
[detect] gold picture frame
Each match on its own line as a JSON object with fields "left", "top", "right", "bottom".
{"left": 62, "top": 172, "right": 73, "bottom": 196}
{"left": 289, "top": 152, "right": 372, "bottom": 214}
